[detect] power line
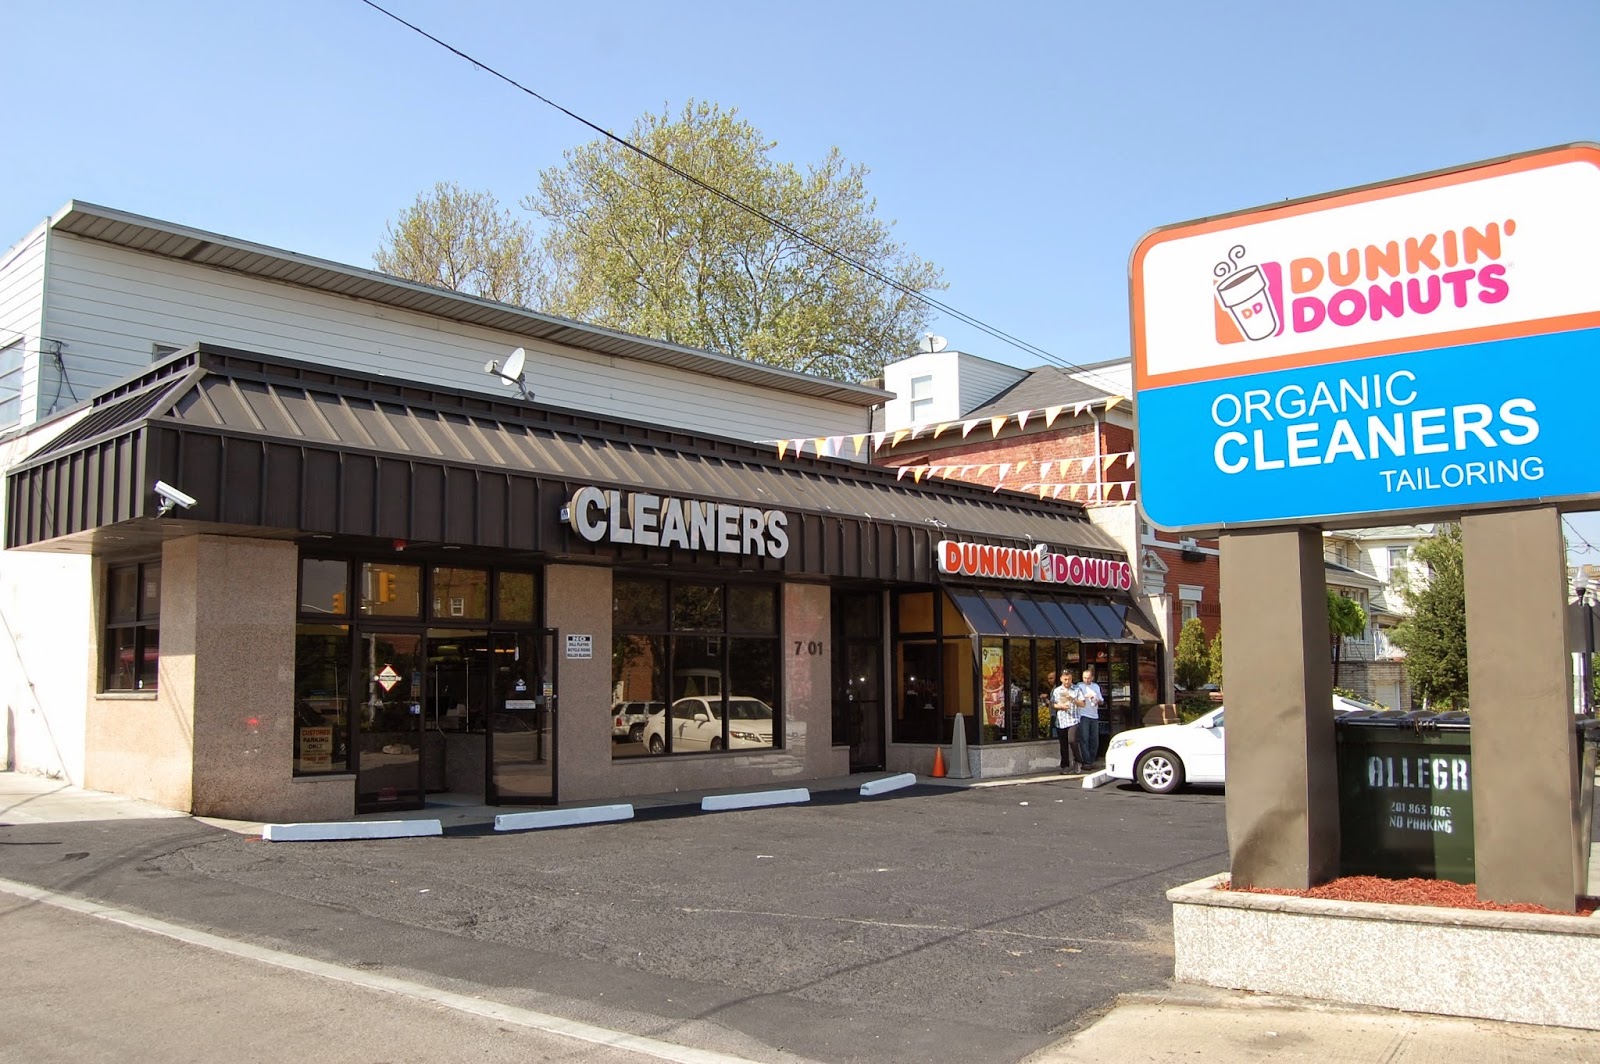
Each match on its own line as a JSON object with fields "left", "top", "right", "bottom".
{"left": 354, "top": 0, "right": 1129, "bottom": 394}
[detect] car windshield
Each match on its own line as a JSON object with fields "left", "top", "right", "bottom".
{"left": 727, "top": 699, "right": 772, "bottom": 720}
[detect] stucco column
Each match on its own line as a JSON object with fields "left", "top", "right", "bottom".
{"left": 1220, "top": 526, "right": 1338, "bottom": 888}
{"left": 1463, "top": 506, "right": 1584, "bottom": 910}
{"left": 545, "top": 564, "right": 612, "bottom": 803}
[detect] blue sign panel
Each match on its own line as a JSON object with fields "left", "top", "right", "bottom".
{"left": 1137, "top": 328, "right": 1597, "bottom": 529}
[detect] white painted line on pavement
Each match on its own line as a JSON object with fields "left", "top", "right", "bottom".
{"left": 858, "top": 773, "right": 917, "bottom": 797}
{"left": 262, "top": 819, "right": 442, "bottom": 842}
{"left": 701, "top": 788, "right": 809, "bottom": 812}
{"left": 0, "top": 875, "right": 784, "bottom": 1064}
{"left": 495, "top": 804, "right": 633, "bottom": 832}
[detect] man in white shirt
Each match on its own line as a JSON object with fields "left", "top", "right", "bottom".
{"left": 1051, "top": 669, "right": 1080, "bottom": 773}
{"left": 1074, "top": 667, "right": 1105, "bottom": 768}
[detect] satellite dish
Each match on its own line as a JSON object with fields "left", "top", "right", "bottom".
{"left": 922, "top": 334, "right": 948, "bottom": 353}
{"left": 502, "top": 347, "right": 527, "bottom": 384}
{"left": 484, "top": 347, "right": 534, "bottom": 401}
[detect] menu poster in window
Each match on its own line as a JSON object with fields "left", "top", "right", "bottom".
{"left": 299, "top": 727, "right": 333, "bottom": 769}
{"left": 981, "top": 646, "right": 1005, "bottom": 728}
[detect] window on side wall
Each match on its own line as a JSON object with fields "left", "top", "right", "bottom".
{"left": 0, "top": 339, "right": 23, "bottom": 429}
{"left": 909, "top": 374, "right": 934, "bottom": 423}
{"left": 104, "top": 561, "right": 161, "bottom": 691}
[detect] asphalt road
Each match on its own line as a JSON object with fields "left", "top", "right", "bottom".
{"left": 0, "top": 779, "right": 1228, "bottom": 1064}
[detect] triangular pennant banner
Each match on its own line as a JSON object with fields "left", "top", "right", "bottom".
{"left": 1105, "top": 395, "right": 1126, "bottom": 412}
{"left": 1073, "top": 401, "right": 1087, "bottom": 417}
{"left": 815, "top": 438, "right": 829, "bottom": 456}
{"left": 896, "top": 465, "right": 911, "bottom": 481}
{"left": 1126, "top": 451, "right": 1137, "bottom": 468}
{"left": 1016, "top": 409, "right": 1032, "bottom": 431}
{"left": 929, "top": 466, "right": 944, "bottom": 479}
{"left": 892, "top": 429, "right": 911, "bottom": 447}
{"left": 989, "top": 416, "right": 1008, "bottom": 437}
{"left": 997, "top": 462, "right": 1011, "bottom": 482}
{"left": 1102, "top": 453, "right": 1119, "bottom": 473}
{"left": 911, "top": 466, "right": 928, "bottom": 484}
{"left": 1044, "top": 405, "right": 1065, "bottom": 427}
{"left": 872, "top": 431, "right": 888, "bottom": 450}
{"left": 962, "top": 419, "right": 981, "bottom": 437}
{"left": 851, "top": 433, "right": 867, "bottom": 456}
{"left": 776, "top": 440, "right": 789, "bottom": 460}
{"left": 1052, "top": 484, "right": 1066, "bottom": 499}
{"left": 977, "top": 464, "right": 992, "bottom": 477}
{"left": 934, "top": 422, "right": 954, "bottom": 438}
{"left": 1015, "top": 460, "right": 1030, "bottom": 474}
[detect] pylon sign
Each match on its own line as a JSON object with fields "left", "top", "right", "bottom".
{"left": 1131, "top": 144, "right": 1600, "bottom": 530}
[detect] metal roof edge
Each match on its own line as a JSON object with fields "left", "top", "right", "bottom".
{"left": 45, "top": 200, "right": 892, "bottom": 407}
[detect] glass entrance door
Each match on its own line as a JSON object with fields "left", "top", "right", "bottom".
{"left": 356, "top": 630, "right": 425, "bottom": 811}
{"left": 488, "top": 628, "right": 557, "bottom": 804}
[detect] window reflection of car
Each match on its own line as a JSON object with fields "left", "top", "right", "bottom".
{"left": 611, "top": 701, "right": 661, "bottom": 742}
{"left": 643, "top": 696, "right": 774, "bottom": 754}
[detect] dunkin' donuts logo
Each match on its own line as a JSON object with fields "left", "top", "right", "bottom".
{"left": 1213, "top": 223, "right": 1514, "bottom": 345}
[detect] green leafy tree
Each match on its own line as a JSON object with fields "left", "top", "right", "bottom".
{"left": 1175, "top": 617, "right": 1211, "bottom": 691}
{"left": 374, "top": 182, "right": 539, "bottom": 305}
{"left": 1390, "top": 525, "right": 1468, "bottom": 709}
{"left": 524, "top": 100, "right": 945, "bottom": 381}
{"left": 1327, "top": 591, "right": 1367, "bottom": 688}
{"left": 1207, "top": 629, "right": 1224, "bottom": 687}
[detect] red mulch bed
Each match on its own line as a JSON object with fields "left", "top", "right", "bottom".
{"left": 1221, "top": 874, "right": 1598, "bottom": 917}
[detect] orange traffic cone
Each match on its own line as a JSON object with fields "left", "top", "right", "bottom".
{"left": 931, "top": 746, "right": 947, "bottom": 778}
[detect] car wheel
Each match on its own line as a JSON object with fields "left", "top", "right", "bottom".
{"left": 629, "top": 723, "right": 645, "bottom": 743}
{"left": 648, "top": 734, "right": 665, "bottom": 755}
{"left": 709, "top": 737, "right": 723, "bottom": 752}
{"left": 1135, "top": 749, "right": 1184, "bottom": 794}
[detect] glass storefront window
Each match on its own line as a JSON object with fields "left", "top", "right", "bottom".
{"left": 497, "top": 571, "right": 538, "bottom": 623}
{"left": 898, "top": 592, "right": 934, "bottom": 633}
{"left": 430, "top": 566, "right": 489, "bottom": 621}
{"left": 615, "top": 576, "right": 667, "bottom": 629}
{"left": 361, "top": 562, "right": 421, "bottom": 618}
{"left": 103, "top": 561, "right": 160, "bottom": 692}
{"left": 294, "top": 624, "right": 350, "bottom": 775}
{"left": 612, "top": 576, "right": 780, "bottom": 759}
{"left": 300, "top": 558, "right": 349, "bottom": 617}
{"left": 896, "top": 640, "right": 942, "bottom": 744}
{"left": 728, "top": 584, "right": 776, "bottom": 633}
{"left": 673, "top": 583, "right": 723, "bottom": 631}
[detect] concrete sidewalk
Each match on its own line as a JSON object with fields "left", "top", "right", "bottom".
{"left": 13, "top": 770, "right": 1596, "bottom": 1062}
{"left": 1027, "top": 984, "right": 1600, "bottom": 1062}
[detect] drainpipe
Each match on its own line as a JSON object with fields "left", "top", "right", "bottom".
{"left": 1088, "top": 403, "right": 1103, "bottom": 504}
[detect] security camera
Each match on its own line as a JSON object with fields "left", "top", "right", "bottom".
{"left": 153, "top": 480, "right": 197, "bottom": 516}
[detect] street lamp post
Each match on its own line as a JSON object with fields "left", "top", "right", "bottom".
{"left": 1574, "top": 576, "right": 1597, "bottom": 715}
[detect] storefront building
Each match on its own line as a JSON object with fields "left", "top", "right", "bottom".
{"left": 0, "top": 203, "right": 1158, "bottom": 821}
{"left": 5, "top": 344, "right": 1158, "bottom": 819}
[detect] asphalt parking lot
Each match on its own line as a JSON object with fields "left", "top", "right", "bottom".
{"left": 0, "top": 777, "right": 1228, "bottom": 1064}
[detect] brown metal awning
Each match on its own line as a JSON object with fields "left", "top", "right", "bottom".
{"left": 5, "top": 345, "right": 1133, "bottom": 586}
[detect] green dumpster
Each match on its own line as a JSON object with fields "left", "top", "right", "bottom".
{"left": 1335, "top": 711, "right": 1475, "bottom": 881}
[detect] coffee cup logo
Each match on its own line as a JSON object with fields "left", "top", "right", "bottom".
{"left": 1214, "top": 245, "right": 1280, "bottom": 342}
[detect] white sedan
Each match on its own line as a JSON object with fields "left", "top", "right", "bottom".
{"left": 1106, "top": 707, "right": 1226, "bottom": 794}
{"left": 1105, "top": 695, "right": 1383, "bottom": 794}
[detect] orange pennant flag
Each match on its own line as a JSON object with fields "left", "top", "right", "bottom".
{"left": 776, "top": 440, "right": 789, "bottom": 460}
{"left": 891, "top": 429, "right": 911, "bottom": 447}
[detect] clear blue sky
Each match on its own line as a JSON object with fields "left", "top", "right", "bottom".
{"left": 4, "top": 0, "right": 1598, "bottom": 554}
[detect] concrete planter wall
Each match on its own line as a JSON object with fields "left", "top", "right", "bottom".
{"left": 1170, "top": 873, "right": 1600, "bottom": 1030}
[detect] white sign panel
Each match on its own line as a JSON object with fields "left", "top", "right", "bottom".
{"left": 566, "top": 634, "right": 593, "bottom": 659}
{"left": 1131, "top": 145, "right": 1600, "bottom": 530}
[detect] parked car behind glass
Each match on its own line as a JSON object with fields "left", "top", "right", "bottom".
{"left": 644, "top": 696, "right": 774, "bottom": 754}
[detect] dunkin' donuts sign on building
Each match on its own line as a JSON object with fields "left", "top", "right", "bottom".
{"left": 1132, "top": 144, "right": 1600, "bottom": 530}
{"left": 938, "top": 540, "right": 1134, "bottom": 590}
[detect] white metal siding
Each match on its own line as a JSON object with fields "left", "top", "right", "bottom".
{"left": 40, "top": 235, "right": 871, "bottom": 447}
{"left": 956, "top": 353, "right": 1027, "bottom": 415}
{"left": 0, "top": 224, "right": 48, "bottom": 427}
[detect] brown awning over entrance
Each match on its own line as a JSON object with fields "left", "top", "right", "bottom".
{"left": 6, "top": 345, "right": 1132, "bottom": 585}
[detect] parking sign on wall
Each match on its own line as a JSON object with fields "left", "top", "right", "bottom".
{"left": 1131, "top": 144, "right": 1600, "bottom": 530}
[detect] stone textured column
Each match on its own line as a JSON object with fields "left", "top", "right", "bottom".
{"left": 1463, "top": 506, "right": 1584, "bottom": 910}
{"left": 1220, "top": 527, "right": 1338, "bottom": 888}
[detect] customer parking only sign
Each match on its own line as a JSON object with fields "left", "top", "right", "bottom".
{"left": 1131, "top": 144, "right": 1600, "bottom": 530}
